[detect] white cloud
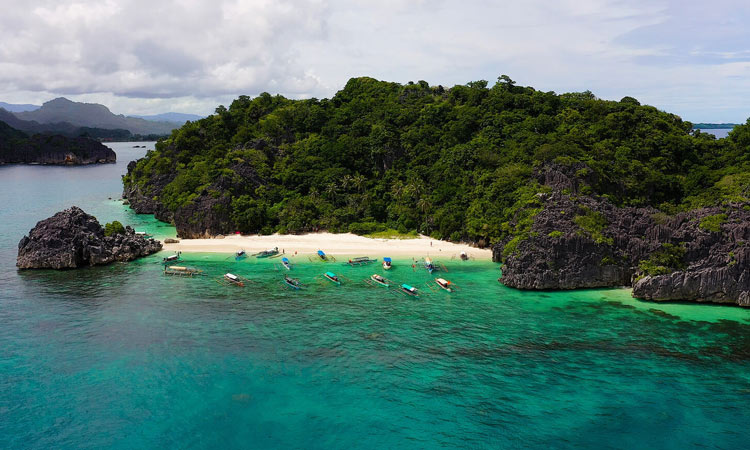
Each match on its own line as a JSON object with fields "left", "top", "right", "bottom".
{"left": 0, "top": 0, "right": 748, "bottom": 121}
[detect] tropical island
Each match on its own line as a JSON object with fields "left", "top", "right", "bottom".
{"left": 0, "top": 120, "right": 116, "bottom": 165}
{"left": 122, "top": 76, "right": 749, "bottom": 306}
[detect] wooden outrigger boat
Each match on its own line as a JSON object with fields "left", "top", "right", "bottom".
{"left": 255, "top": 247, "right": 279, "bottom": 258}
{"left": 368, "top": 274, "right": 390, "bottom": 287}
{"left": 435, "top": 278, "right": 455, "bottom": 292}
{"left": 424, "top": 257, "right": 447, "bottom": 273}
{"left": 345, "top": 256, "right": 377, "bottom": 266}
{"left": 164, "top": 265, "right": 201, "bottom": 277}
{"left": 281, "top": 257, "right": 292, "bottom": 270}
{"left": 162, "top": 251, "right": 181, "bottom": 264}
{"left": 383, "top": 257, "right": 392, "bottom": 270}
{"left": 223, "top": 273, "right": 245, "bottom": 287}
{"left": 283, "top": 275, "right": 302, "bottom": 290}
{"left": 235, "top": 249, "right": 247, "bottom": 260}
{"left": 324, "top": 271, "right": 341, "bottom": 285}
{"left": 400, "top": 283, "right": 419, "bottom": 297}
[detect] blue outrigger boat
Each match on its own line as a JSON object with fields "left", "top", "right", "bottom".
{"left": 400, "top": 284, "right": 419, "bottom": 297}
{"left": 235, "top": 249, "right": 247, "bottom": 260}
{"left": 281, "top": 257, "right": 292, "bottom": 270}
{"left": 383, "top": 257, "right": 392, "bottom": 270}
{"left": 324, "top": 271, "right": 341, "bottom": 285}
{"left": 424, "top": 257, "right": 436, "bottom": 274}
{"left": 317, "top": 250, "right": 328, "bottom": 261}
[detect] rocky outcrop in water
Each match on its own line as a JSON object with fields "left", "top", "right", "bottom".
{"left": 494, "top": 164, "right": 750, "bottom": 306}
{"left": 17, "top": 207, "right": 162, "bottom": 269}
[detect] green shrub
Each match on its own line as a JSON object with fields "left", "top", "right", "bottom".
{"left": 548, "top": 230, "right": 563, "bottom": 239}
{"left": 349, "top": 221, "right": 386, "bottom": 235}
{"left": 104, "top": 221, "right": 126, "bottom": 236}
{"left": 638, "top": 243, "right": 686, "bottom": 276}
{"left": 699, "top": 213, "right": 728, "bottom": 233}
{"left": 573, "top": 208, "right": 612, "bottom": 245}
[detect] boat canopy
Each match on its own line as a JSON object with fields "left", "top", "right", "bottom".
{"left": 318, "top": 250, "right": 326, "bottom": 256}
{"left": 401, "top": 284, "right": 416, "bottom": 291}
{"left": 325, "top": 271, "right": 337, "bottom": 278}
{"left": 282, "top": 257, "right": 289, "bottom": 263}
{"left": 225, "top": 273, "right": 239, "bottom": 281}
{"left": 383, "top": 257, "right": 392, "bottom": 263}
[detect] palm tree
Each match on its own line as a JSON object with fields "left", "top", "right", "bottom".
{"left": 352, "top": 174, "right": 366, "bottom": 193}
{"left": 417, "top": 197, "right": 432, "bottom": 213}
{"left": 324, "top": 182, "right": 338, "bottom": 202}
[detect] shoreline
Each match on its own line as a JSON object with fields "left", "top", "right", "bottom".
{"left": 162, "top": 232, "right": 493, "bottom": 260}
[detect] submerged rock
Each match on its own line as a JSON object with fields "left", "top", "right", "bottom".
{"left": 17, "top": 206, "right": 162, "bottom": 269}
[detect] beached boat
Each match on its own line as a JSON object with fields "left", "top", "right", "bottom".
{"left": 317, "top": 250, "right": 328, "bottom": 261}
{"left": 424, "top": 257, "right": 435, "bottom": 273}
{"left": 224, "top": 273, "right": 244, "bottom": 287}
{"left": 383, "top": 257, "right": 392, "bottom": 270}
{"left": 400, "top": 283, "right": 419, "bottom": 297}
{"left": 281, "top": 257, "right": 292, "bottom": 270}
{"left": 345, "top": 256, "right": 377, "bottom": 266}
{"left": 324, "top": 271, "right": 341, "bottom": 285}
{"left": 235, "top": 249, "right": 247, "bottom": 260}
{"left": 370, "top": 274, "right": 390, "bottom": 287}
{"left": 435, "top": 278, "right": 453, "bottom": 292}
{"left": 460, "top": 251, "right": 468, "bottom": 261}
{"left": 283, "top": 275, "right": 301, "bottom": 290}
{"left": 163, "top": 265, "right": 201, "bottom": 277}
{"left": 162, "top": 251, "right": 181, "bottom": 264}
{"left": 255, "top": 247, "right": 279, "bottom": 258}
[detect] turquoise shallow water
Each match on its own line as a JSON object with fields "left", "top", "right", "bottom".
{"left": 1, "top": 143, "right": 750, "bottom": 449}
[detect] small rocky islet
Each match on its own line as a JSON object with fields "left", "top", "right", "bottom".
{"left": 17, "top": 206, "right": 161, "bottom": 269}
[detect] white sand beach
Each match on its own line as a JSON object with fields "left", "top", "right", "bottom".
{"left": 162, "top": 232, "right": 493, "bottom": 260}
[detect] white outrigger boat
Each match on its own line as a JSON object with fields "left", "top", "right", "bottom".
{"left": 163, "top": 265, "right": 201, "bottom": 277}
{"left": 383, "top": 257, "right": 392, "bottom": 270}
{"left": 369, "top": 274, "right": 390, "bottom": 287}
{"left": 223, "top": 273, "right": 245, "bottom": 287}
{"left": 435, "top": 278, "right": 455, "bottom": 292}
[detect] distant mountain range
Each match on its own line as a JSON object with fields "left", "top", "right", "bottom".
{"left": 0, "top": 98, "right": 204, "bottom": 136}
{"left": 131, "top": 112, "right": 204, "bottom": 123}
{"left": 0, "top": 101, "right": 40, "bottom": 113}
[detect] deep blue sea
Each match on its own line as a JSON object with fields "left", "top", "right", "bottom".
{"left": 1, "top": 142, "right": 749, "bottom": 449}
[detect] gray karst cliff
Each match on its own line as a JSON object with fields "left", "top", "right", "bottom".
{"left": 17, "top": 206, "right": 162, "bottom": 269}
{"left": 494, "top": 165, "right": 750, "bottom": 306}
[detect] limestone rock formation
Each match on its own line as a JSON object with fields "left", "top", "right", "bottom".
{"left": 17, "top": 206, "right": 162, "bottom": 269}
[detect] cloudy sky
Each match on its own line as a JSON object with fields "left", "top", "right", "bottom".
{"left": 0, "top": 0, "right": 748, "bottom": 122}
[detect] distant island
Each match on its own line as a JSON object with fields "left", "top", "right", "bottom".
{"left": 0, "top": 120, "right": 115, "bottom": 165}
{"left": 122, "top": 76, "right": 749, "bottom": 306}
{"left": 693, "top": 123, "right": 740, "bottom": 129}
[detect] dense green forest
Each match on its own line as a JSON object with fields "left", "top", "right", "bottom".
{"left": 123, "top": 76, "right": 750, "bottom": 244}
